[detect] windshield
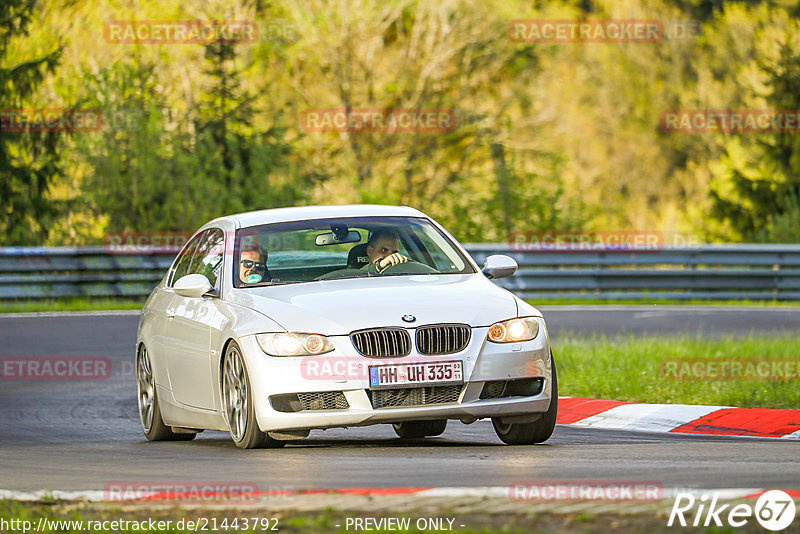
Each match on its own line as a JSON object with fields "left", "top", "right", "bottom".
{"left": 232, "top": 216, "right": 475, "bottom": 287}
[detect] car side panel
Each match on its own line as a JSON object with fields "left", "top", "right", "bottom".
{"left": 161, "top": 294, "right": 217, "bottom": 410}
{"left": 139, "top": 286, "right": 175, "bottom": 391}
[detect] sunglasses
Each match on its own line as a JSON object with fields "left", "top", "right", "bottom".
{"left": 240, "top": 259, "right": 266, "bottom": 271}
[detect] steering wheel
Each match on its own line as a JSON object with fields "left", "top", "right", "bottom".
{"left": 380, "top": 260, "right": 439, "bottom": 275}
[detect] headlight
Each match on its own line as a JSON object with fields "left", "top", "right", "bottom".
{"left": 487, "top": 317, "right": 540, "bottom": 343}
{"left": 256, "top": 333, "right": 334, "bottom": 356}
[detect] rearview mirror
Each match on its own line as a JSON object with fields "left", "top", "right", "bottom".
{"left": 482, "top": 255, "right": 518, "bottom": 279}
{"left": 174, "top": 274, "right": 214, "bottom": 298}
{"left": 315, "top": 230, "right": 362, "bottom": 246}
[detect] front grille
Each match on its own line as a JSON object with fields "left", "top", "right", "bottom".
{"left": 297, "top": 391, "right": 349, "bottom": 410}
{"left": 271, "top": 391, "right": 349, "bottom": 412}
{"left": 479, "top": 378, "right": 544, "bottom": 399}
{"left": 479, "top": 381, "right": 507, "bottom": 399}
{"left": 351, "top": 328, "right": 411, "bottom": 357}
{"left": 369, "top": 385, "right": 463, "bottom": 409}
{"left": 416, "top": 324, "right": 471, "bottom": 355}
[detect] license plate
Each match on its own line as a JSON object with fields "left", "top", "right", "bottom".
{"left": 369, "top": 360, "right": 463, "bottom": 389}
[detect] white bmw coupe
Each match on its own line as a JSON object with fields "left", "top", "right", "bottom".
{"left": 136, "top": 205, "right": 557, "bottom": 448}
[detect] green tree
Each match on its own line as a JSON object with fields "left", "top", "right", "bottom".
{"left": 709, "top": 38, "right": 800, "bottom": 242}
{"left": 194, "top": 39, "right": 304, "bottom": 215}
{"left": 76, "top": 61, "right": 194, "bottom": 233}
{"left": 0, "top": 0, "right": 62, "bottom": 244}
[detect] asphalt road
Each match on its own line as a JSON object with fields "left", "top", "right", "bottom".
{"left": 0, "top": 309, "right": 798, "bottom": 493}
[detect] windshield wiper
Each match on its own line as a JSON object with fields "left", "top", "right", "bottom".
{"left": 380, "top": 271, "right": 437, "bottom": 277}
{"left": 318, "top": 273, "right": 371, "bottom": 281}
{"left": 240, "top": 280, "right": 306, "bottom": 288}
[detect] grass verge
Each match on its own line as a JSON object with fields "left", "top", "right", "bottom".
{"left": 0, "top": 499, "right": 754, "bottom": 534}
{"left": 556, "top": 332, "right": 800, "bottom": 408}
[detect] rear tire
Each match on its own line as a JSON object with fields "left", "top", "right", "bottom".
{"left": 136, "top": 345, "right": 196, "bottom": 442}
{"left": 222, "top": 341, "right": 285, "bottom": 449}
{"left": 492, "top": 353, "right": 558, "bottom": 445}
{"left": 392, "top": 419, "right": 447, "bottom": 439}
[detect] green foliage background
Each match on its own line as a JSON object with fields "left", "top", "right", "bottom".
{"left": 2, "top": 0, "right": 800, "bottom": 245}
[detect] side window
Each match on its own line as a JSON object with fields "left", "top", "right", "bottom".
{"left": 415, "top": 226, "right": 464, "bottom": 271}
{"left": 169, "top": 234, "right": 203, "bottom": 286}
{"left": 189, "top": 229, "right": 225, "bottom": 287}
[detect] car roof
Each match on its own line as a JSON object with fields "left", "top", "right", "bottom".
{"left": 220, "top": 204, "right": 427, "bottom": 229}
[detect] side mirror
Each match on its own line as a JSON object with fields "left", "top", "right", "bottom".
{"left": 482, "top": 254, "right": 518, "bottom": 279}
{"left": 174, "top": 274, "right": 214, "bottom": 298}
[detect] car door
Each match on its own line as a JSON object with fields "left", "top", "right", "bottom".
{"left": 147, "top": 233, "right": 203, "bottom": 391}
{"left": 162, "top": 228, "right": 225, "bottom": 410}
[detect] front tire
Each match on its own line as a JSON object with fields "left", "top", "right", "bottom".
{"left": 392, "top": 420, "right": 447, "bottom": 439}
{"left": 492, "top": 353, "right": 558, "bottom": 445}
{"left": 136, "top": 345, "right": 195, "bottom": 442}
{"left": 222, "top": 342, "right": 285, "bottom": 449}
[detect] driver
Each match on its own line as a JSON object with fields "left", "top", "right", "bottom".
{"left": 239, "top": 243, "right": 268, "bottom": 284}
{"left": 363, "top": 229, "right": 408, "bottom": 273}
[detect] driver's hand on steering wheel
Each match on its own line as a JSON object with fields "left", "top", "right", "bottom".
{"left": 378, "top": 252, "right": 408, "bottom": 270}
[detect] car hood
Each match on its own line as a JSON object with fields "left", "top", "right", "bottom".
{"left": 228, "top": 274, "right": 521, "bottom": 335}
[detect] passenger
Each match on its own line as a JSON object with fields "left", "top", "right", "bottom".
{"left": 239, "top": 243, "right": 268, "bottom": 284}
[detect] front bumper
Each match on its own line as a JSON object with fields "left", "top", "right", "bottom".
{"left": 237, "top": 324, "right": 553, "bottom": 432}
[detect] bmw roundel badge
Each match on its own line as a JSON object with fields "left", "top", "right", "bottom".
{"left": 402, "top": 314, "right": 416, "bottom": 323}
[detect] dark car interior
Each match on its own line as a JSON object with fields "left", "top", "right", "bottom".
{"left": 235, "top": 222, "right": 454, "bottom": 286}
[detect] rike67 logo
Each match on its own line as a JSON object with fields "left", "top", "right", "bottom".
{"left": 668, "top": 491, "right": 796, "bottom": 531}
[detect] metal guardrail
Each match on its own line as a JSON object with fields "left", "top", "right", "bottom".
{"left": 468, "top": 244, "right": 800, "bottom": 300}
{"left": 2, "top": 244, "right": 800, "bottom": 300}
{"left": 0, "top": 247, "right": 172, "bottom": 299}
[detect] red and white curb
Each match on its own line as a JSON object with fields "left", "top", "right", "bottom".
{"left": 557, "top": 397, "right": 800, "bottom": 439}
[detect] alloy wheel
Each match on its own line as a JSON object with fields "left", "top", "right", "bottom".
{"left": 136, "top": 346, "right": 155, "bottom": 433}
{"left": 223, "top": 347, "right": 248, "bottom": 442}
